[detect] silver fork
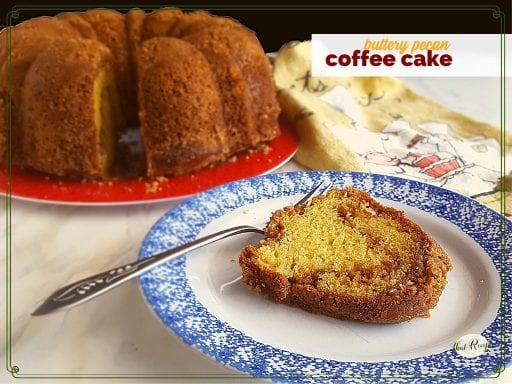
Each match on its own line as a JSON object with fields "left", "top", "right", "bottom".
{"left": 32, "top": 181, "right": 332, "bottom": 316}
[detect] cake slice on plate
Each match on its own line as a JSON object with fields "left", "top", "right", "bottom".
{"left": 240, "top": 187, "right": 452, "bottom": 324}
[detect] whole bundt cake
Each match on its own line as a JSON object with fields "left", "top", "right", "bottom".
{"left": 0, "top": 8, "right": 280, "bottom": 178}
{"left": 240, "top": 187, "right": 452, "bottom": 323}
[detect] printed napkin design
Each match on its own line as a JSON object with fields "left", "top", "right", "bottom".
{"left": 273, "top": 41, "right": 509, "bottom": 213}
{"left": 320, "top": 86, "right": 501, "bottom": 196}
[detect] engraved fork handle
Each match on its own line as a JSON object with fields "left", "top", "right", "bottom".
{"left": 32, "top": 225, "right": 262, "bottom": 315}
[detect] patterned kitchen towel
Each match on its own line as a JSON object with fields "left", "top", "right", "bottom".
{"left": 273, "top": 40, "right": 511, "bottom": 216}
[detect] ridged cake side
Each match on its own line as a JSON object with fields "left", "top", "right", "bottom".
{"left": 137, "top": 37, "right": 227, "bottom": 176}
{"left": 21, "top": 39, "right": 120, "bottom": 178}
{"left": 0, "top": 17, "right": 82, "bottom": 163}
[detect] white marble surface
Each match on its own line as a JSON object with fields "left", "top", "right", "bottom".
{"left": 1, "top": 78, "right": 509, "bottom": 383}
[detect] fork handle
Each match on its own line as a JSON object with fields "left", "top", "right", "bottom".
{"left": 32, "top": 225, "right": 262, "bottom": 315}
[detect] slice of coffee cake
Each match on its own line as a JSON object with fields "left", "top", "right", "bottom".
{"left": 240, "top": 187, "right": 452, "bottom": 323}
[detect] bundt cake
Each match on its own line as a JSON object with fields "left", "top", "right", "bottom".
{"left": 239, "top": 187, "right": 452, "bottom": 323}
{"left": 0, "top": 8, "right": 280, "bottom": 178}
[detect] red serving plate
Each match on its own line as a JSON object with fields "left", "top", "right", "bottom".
{"left": 0, "top": 122, "right": 298, "bottom": 205}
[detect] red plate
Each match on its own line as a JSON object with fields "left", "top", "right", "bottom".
{"left": 0, "top": 122, "right": 298, "bottom": 205}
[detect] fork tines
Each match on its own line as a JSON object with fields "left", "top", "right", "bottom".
{"left": 295, "top": 181, "right": 333, "bottom": 208}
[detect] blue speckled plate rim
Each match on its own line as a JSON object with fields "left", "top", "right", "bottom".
{"left": 138, "top": 171, "right": 511, "bottom": 383}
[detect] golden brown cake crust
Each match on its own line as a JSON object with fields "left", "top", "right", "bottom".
{"left": 56, "top": 12, "right": 98, "bottom": 39}
{"left": 124, "top": 9, "right": 146, "bottom": 123}
{"left": 125, "top": 9, "right": 146, "bottom": 55}
{"left": 79, "top": 9, "right": 135, "bottom": 126}
{"left": 142, "top": 9, "right": 281, "bottom": 156}
{"left": 182, "top": 28, "right": 259, "bottom": 155}
{"left": 239, "top": 188, "right": 452, "bottom": 324}
{"left": 140, "top": 8, "right": 184, "bottom": 41}
{"left": 0, "top": 17, "right": 81, "bottom": 162}
{"left": 183, "top": 23, "right": 280, "bottom": 144}
{"left": 137, "top": 37, "right": 227, "bottom": 176}
{"left": 21, "top": 39, "right": 113, "bottom": 178}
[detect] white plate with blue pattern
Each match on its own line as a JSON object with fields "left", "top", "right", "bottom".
{"left": 139, "top": 171, "right": 510, "bottom": 383}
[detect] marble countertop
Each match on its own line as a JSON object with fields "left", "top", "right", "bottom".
{"left": 1, "top": 78, "right": 509, "bottom": 383}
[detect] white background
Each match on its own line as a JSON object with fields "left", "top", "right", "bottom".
{"left": 312, "top": 34, "right": 510, "bottom": 77}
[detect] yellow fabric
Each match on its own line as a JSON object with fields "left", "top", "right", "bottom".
{"left": 273, "top": 41, "right": 510, "bottom": 216}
